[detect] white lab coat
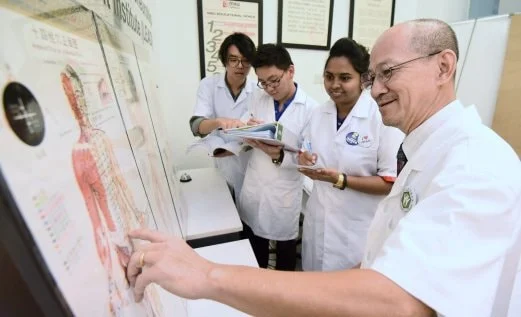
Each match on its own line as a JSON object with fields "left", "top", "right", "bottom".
{"left": 192, "top": 73, "right": 256, "bottom": 201}
{"left": 238, "top": 86, "right": 317, "bottom": 240}
{"left": 301, "top": 92, "right": 403, "bottom": 271}
{"left": 361, "top": 101, "right": 521, "bottom": 317}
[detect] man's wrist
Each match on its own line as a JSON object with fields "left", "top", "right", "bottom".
{"left": 272, "top": 149, "right": 284, "bottom": 165}
{"left": 333, "top": 173, "right": 347, "bottom": 189}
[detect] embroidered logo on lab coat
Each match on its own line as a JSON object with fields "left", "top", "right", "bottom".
{"left": 346, "top": 132, "right": 359, "bottom": 145}
{"left": 358, "top": 135, "right": 372, "bottom": 148}
{"left": 400, "top": 187, "right": 417, "bottom": 212}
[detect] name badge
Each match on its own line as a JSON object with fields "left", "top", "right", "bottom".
{"left": 346, "top": 131, "right": 372, "bottom": 147}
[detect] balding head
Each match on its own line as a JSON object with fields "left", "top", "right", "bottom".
{"left": 372, "top": 19, "right": 459, "bottom": 64}
{"left": 407, "top": 19, "right": 459, "bottom": 61}
{"left": 369, "top": 19, "right": 458, "bottom": 134}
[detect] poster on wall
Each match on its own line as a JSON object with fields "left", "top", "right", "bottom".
{"left": 76, "top": 0, "right": 154, "bottom": 49}
{"left": 277, "top": 0, "right": 334, "bottom": 50}
{"left": 197, "top": 0, "right": 263, "bottom": 78}
{"left": 0, "top": 2, "right": 186, "bottom": 316}
{"left": 133, "top": 43, "right": 189, "bottom": 236}
{"left": 94, "top": 16, "right": 184, "bottom": 238}
{"left": 349, "top": 0, "right": 396, "bottom": 50}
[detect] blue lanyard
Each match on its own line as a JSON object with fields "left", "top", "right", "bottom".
{"left": 274, "top": 84, "right": 297, "bottom": 121}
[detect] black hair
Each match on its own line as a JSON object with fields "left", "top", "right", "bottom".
{"left": 252, "top": 43, "right": 293, "bottom": 70}
{"left": 325, "top": 38, "right": 370, "bottom": 75}
{"left": 218, "top": 32, "right": 256, "bottom": 66}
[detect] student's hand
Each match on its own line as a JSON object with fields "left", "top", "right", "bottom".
{"left": 126, "top": 229, "right": 214, "bottom": 301}
{"left": 216, "top": 117, "right": 245, "bottom": 129}
{"left": 297, "top": 150, "right": 317, "bottom": 166}
{"left": 299, "top": 167, "right": 339, "bottom": 184}
{"left": 245, "top": 139, "right": 282, "bottom": 159}
{"left": 247, "top": 117, "right": 264, "bottom": 126}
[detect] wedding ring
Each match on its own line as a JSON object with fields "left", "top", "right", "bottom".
{"left": 138, "top": 252, "right": 146, "bottom": 268}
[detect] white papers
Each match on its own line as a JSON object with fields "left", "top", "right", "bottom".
{"left": 296, "top": 164, "right": 324, "bottom": 170}
{"left": 187, "top": 131, "right": 248, "bottom": 157}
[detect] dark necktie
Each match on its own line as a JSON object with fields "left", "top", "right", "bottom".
{"left": 397, "top": 143, "right": 408, "bottom": 176}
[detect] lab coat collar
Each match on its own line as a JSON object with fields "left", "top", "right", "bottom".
{"left": 291, "top": 83, "right": 308, "bottom": 106}
{"left": 402, "top": 100, "right": 463, "bottom": 162}
{"left": 322, "top": 90, "right": 372, "bottom": 118}
{"left": 217, "top": 72, "right": 254, "bottom": 93}
{"left": 391, "top": 100, "right": 472, "bottom": 192}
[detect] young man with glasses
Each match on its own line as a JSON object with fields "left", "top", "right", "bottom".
{"left": 189, "top": 32, "right": 256, "bottom": 202}
{"left": 127, "top": 19, "right": 521, "bottom": 317}
{"left": 238, "top": 43, "right": 318, "bottom": 271}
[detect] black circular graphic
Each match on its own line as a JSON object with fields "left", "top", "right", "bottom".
{"left": 3, "top": 82, "right": 45, "bottom": 146}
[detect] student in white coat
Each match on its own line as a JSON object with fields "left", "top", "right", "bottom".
{"left": 189, "top": 32, "right": 256, "bottom": 201}
{"left": 127, "top": 19, "right": 521, "bottom": 317}
{"left": 298, "top": 38, "right": 403, "bottom": 272}
{"left": 239, "top": 44, "right": 318, "bottom": 270}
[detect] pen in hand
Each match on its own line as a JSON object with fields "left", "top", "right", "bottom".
{"left": 299, "top": 141, "right": 316, "bottom": 165}
{"left": 247, "top": 113, "right": 264, "bottom": 126}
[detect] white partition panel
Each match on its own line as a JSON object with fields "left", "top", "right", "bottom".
{"left": 456, "top": 15, "right": 511, "bottom": 126}
{"left": 451, "top": 19, "right": 476, "bottom": 87}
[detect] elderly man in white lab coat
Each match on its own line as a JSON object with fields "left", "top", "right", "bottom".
{"left": 127, "top": 19, "right": 521, "bottom": 317}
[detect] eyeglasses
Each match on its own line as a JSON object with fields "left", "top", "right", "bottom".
{"left": 257, "top": 72, "right": 285, "bottom": 89}
{"left": 361, "top": 51, "right": 441, "bottom": 89}
{"left": 227, "top": 56, "right": 251, "bottom": 68}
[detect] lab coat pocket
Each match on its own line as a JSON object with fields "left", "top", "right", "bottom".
{"left": 261, "top": 179, "right": 301, "bottom": 211}
{"left": 259, "top": 179, "right": 302, "bottom": 235}
{"left": 340, "top": 145, "right": 378, "bottom": 175}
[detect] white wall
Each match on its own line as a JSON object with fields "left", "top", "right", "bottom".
{"left": 499, "top": 0, "right": 521, "bottom": 14}
{"left": 155, "top": 0, "right": 471, "bottom": 170}
{"left": 395, "top": 0, "right": 469, "bottom": 23}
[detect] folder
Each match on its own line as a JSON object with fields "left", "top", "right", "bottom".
{"left": 222, "top": 122, "right": 300, "bottom": 152}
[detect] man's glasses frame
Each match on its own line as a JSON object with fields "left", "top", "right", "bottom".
{"left": 362, "top": 51, "right": 441, "bottom": 89}
{"left": 227, "top": 56, "right": 251, "bottom": 68}
{"left": 257, "top": 71, "right": 286, "bottom": 90}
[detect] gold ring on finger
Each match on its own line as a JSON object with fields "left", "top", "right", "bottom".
{"left": 138, "top": 251, "right": 146, "bottom": 268}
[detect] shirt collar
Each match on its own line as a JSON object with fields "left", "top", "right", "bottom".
{"left": 402, "top": 99, "right": 463, "bottom": 159}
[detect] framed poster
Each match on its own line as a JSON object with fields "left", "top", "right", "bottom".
{"left": 197, "top": 0, "right": 263, "bottom": 79}
{"left": 133, "top": 43, "right": 189, "bottom": 237}
{"left": 94, "top": 16, "right": 184, "bottom": 239}
{"left": 0, "top": 2, "right": 187, "bottom": 316}
{"left": 349, "top": 0, "right": 396, "bottom": 50}
{"left": 277, "top": 0, "right": 334, "bottom": 50}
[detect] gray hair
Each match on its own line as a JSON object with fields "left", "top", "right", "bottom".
{"left": 408, "top": 19, "right": 459, "bottom": 61}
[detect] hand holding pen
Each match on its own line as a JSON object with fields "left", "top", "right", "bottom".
{"left": 247, "top": 112, "right": 264, "bottom": 126}
{"left": 298, "top": 141, "right": 317, "bottom": 166}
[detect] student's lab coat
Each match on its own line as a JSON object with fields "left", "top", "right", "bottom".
{"left": 302, "top": 92, "right": 403, "bottom": 271}
{"left": 239, "top": 87, "right": 317, "bottom": 240}
{"left": 193, "top": 73, "right": 256, "bottom": 201}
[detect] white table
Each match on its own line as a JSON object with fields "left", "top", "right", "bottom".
{"left": 187, "top": 239, "right": 258, "bottom": 317}
{"left": 177, "top": 168, "right": 243, "bottom": 240}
